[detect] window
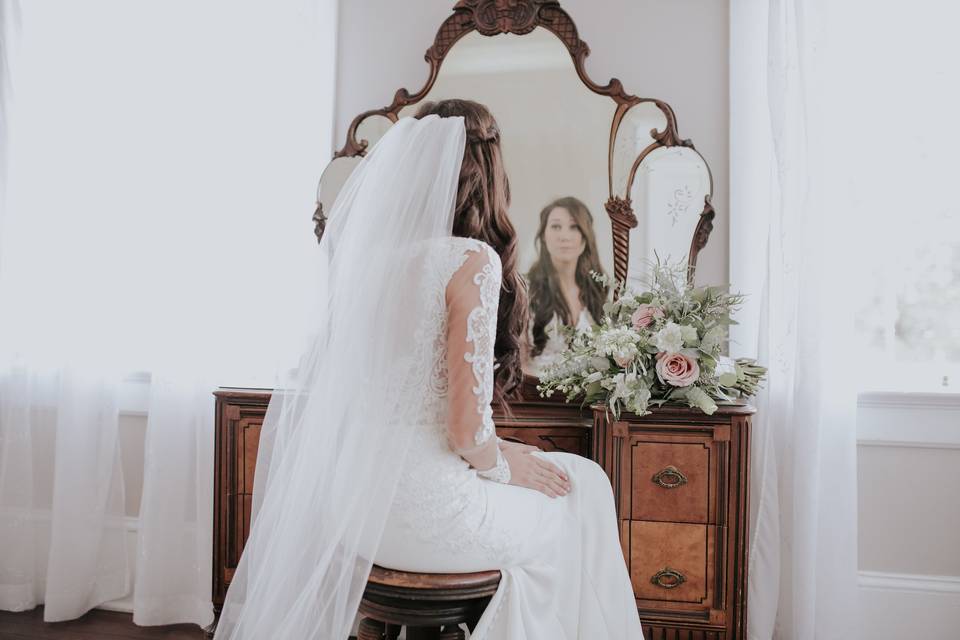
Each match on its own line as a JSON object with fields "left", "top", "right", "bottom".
{"left": 855, "top": 212, "right": 959, "bottom": 392}
{"left": 838, "top": 3, "right": 960, "bottom": 393}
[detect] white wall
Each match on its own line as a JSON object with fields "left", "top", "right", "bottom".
{"left": 856, "top": 394, "right": 960, "bottom": 638}
{"left": 335, "top": 0, "right": 730, "bottom": 285}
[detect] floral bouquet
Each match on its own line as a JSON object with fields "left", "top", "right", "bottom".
{"left": 537, "top": 263, "right": 766, "bottom": 417}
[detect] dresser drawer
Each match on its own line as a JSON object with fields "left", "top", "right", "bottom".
{"left": 628, "top": 437, "right": 713, "bottom": 523}
{"left": 624, "top": 521, "right": 716, "bottom": 606}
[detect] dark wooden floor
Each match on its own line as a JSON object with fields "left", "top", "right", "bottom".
{"left": 0, "top": 608, "right": 206, "bottom": 639}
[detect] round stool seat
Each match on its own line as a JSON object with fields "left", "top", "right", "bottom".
{"left": 358, "top": 565, "right": 501, "bottom": 640}
{"left": 366, "top": 565, "right": 501, "bottom": 598}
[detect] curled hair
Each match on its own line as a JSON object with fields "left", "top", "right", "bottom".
{"left": 414, "top": 99, "right": 528, "bottom": 402}
{"left": 527, "top": 196, "right": 608, "bottom": 357}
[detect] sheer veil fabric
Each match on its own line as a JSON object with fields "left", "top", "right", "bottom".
{"left": 213, "top": 115, "right": 466, "bottom": 639}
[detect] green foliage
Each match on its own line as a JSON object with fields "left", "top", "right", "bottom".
{"left": 538, "top": 261, "right": 767, "bottom": 418}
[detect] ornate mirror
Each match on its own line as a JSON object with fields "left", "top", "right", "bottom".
{"left": 313, "top": 0, "right": 717, "bottom": 381}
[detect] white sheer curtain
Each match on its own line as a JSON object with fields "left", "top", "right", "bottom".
{"left": 730, "top": 1, "right": 861, "bottom": 637}
{"left": 0, "top": 0, "right": 336, "bottom": 626}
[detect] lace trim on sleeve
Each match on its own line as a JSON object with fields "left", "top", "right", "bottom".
{"left": 463, "top": 246, "right": 501, "bottom": 446}
{"left": 476, "top": 446, "right": 511, "bottom": 484}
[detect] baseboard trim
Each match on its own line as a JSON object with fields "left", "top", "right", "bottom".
{"left": 859, "top": 570, "right": 960, "bottom": 594}
{"left": 857, "top": 439, "right": 960, "bottom": 450}
{"left": 859, "top": 570, "right": 960, "bottom": 638}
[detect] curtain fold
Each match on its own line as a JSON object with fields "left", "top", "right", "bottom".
{"left": 133, "top": 370, "right": 216, "bottom": 627}
{"left": 730, "top": 1, "right": 860, "bottom": 637}
{"left": 0, "top": 366, "right": 129, "bottom": 621}
{"left": 0, "top": 0, "right": 336, "bottom": 625}
{"left": 43, "top": 369, "right": 129, "bottom": 621}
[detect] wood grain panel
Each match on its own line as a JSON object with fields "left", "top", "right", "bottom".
{"left": 240, "top": 420, "right": 261, "bottom": 494}
{"left": 213, "top": 389, "right": 270, "bottom": 610}
{"left": 229, "top": 419, "right": 262, "bottom": 566}
{"left": 628, "top": 521, "right": 713, "bottom": 605}
{"left": 631, "top": 440, "right": 710, "bottom": 523}
{"left": 497, "top": 426, "right": 589, "bottom": 457}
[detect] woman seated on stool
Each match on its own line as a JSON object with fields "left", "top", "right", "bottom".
{"left": 214, "top": 100, "right": 643, "bottom": 640}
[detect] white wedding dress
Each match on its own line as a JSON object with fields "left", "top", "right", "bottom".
{"left": 374, "top": 236, "right": 643, "bottom": 639}
{"left": 213, "top": 115, "right": 641, "bottom": 640}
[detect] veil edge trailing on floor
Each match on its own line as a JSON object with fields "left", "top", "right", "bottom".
{"left": 214, "top": 115, "right": 466, "bottom": 639}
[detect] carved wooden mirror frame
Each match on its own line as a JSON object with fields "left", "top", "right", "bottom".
{"left": 315, "top": 0, "right": 717, "bottom": 285}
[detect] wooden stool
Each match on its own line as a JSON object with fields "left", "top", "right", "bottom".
{"left": 357, "top": 564, "right": 501, "bottom": 640}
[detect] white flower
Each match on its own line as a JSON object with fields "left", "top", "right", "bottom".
{"left": 626, "top": 385, "right": 652, "bottom": 415}
{"left": 680, "top": 324, "right": 699, "bottom": 346}
{"left": 653, "top": 322, "right": 684, "bottom": 353}
{"left": 594, "top": 326, "right": 643, "bottom": 359}
{"left": 590, "top": 356, "right": 611, "bottom": 372}
{"left": 609, "top": 371, "right": 636, "bottom": 405}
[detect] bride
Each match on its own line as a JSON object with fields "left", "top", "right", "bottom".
{"left": 214, "top": 99, "right": 643, "bottom": 639}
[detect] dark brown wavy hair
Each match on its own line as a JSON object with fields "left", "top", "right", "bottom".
{"left": 527, "top": 196, "right": 608, "bottom": 357}
{"left": 414, "top": 99, "right": 528, "bottom": 402}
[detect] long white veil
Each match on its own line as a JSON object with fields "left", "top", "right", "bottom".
{"left": 214, "top": 114, "right": 466, "bottom": 639}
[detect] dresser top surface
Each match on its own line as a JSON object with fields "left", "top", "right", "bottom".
{"left": 591, "top": 402, "right": 757, "bottom": 418}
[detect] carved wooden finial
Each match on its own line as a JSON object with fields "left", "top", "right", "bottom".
{"left": 312, "top": 202, "right": 326, "bottom": 244}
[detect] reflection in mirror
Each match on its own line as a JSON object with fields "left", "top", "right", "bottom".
{"left": 624, "top": 146, "right": 711, "bottom": 287}
{"left": 315, "top": 155, "right": 361, "bottom": 242}
{"left": 355, "top": 114, "right": 394, "bottom": 152}
{"left": 611, "top": 102, "right": 667, "bottom": 197}
{"left": 525, "top": 197, "right": 610, "bottom": 376}
{"left": 316, "top": 115, "right": 394, "bottom": 241}
{"left": 398, "top": 28, "right": 617, "bottom": 377}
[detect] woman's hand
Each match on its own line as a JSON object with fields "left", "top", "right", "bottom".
{"left": 500, "top": 446, "right": 571, "bottom": 498}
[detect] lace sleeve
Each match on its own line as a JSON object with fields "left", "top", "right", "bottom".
{"left": 445, "top": 243, "right": 510, "bottom": 483}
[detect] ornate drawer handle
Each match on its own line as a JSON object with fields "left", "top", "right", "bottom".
{"left": 650, "top": 567, "right": 686, "bottom": 589}
{"left": 651, "top": 465, "right": 688, "bottom": 489}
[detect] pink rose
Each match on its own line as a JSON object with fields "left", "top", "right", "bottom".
{"left": 631, "top": 304, "right": 664, "bottom": 330}
{"left": 656, "top": 352, "right": 700, "bottom": 387}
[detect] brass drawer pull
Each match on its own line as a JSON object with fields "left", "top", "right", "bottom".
{"left": 651, "top": 567, "right": 686, "bottom": 589}
{"left": 651, "top": 465, "right": 688, "bottom": 489}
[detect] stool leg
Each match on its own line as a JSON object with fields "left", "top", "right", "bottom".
{"left": 358, "top": 617, "right": 386, "bottom": 640}
{"left": 384, "top": 623, "right": 401, "bottom": 640}
{"left": 439, "top": 624, "right": 466, "bottom": 640}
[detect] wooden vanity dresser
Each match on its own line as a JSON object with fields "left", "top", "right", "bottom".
{"left": 213, "top": 385, "right": 753, "bottom": 639}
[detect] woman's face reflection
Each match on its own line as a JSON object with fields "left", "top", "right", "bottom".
{"left": 543, "top": 206, "right": 586, "bottom": 266}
